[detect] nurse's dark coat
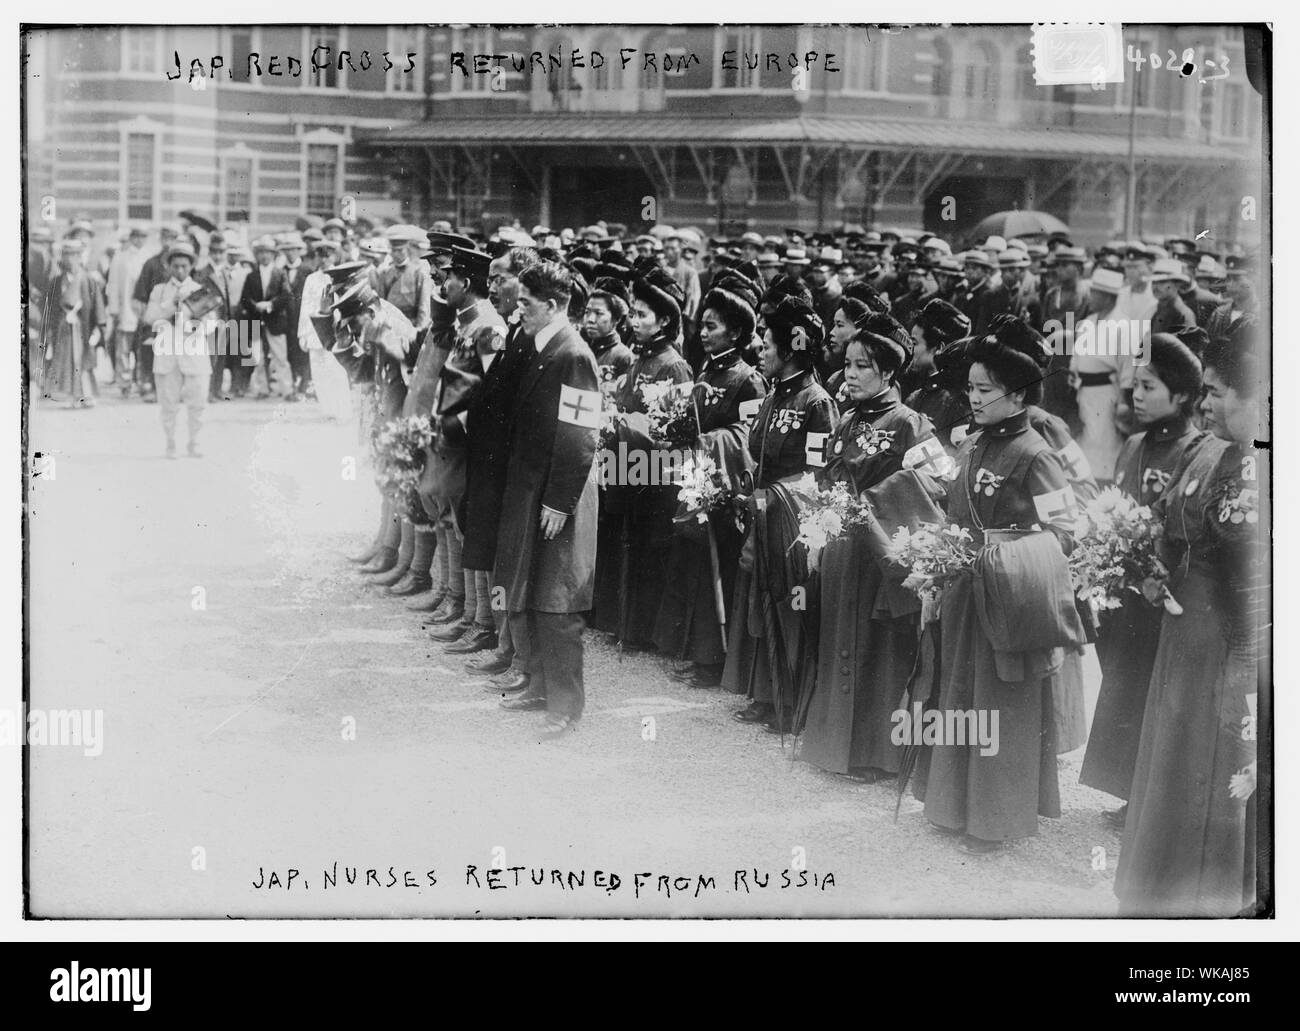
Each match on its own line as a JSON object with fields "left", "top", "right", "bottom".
{"left": 720, "top": 369, "right": 839, "bottom": 704}
{"left": 601, "top": 336, "right": 694, "bottom": 645}
{"left": 913, "top": 408, "right": 1082, "bottom": 842}
{"left": 799, "top": 390, "right": 949, "bottom": 774}
{"left": 1115, "top": 435, "right": 1263, "bottom": 916}
{"left": 1080, "top": 414, "right": 1203, "bottom": 799}
{"left": 651, "top": 348, "right": 767, "bottom": 665}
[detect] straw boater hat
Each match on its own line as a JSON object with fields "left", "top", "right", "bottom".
{"left": 1150, "top": 258, "right": 1190, "bottom": 285}
{"left": 1087, "top": 268, "right": 1125, "bottom": 294}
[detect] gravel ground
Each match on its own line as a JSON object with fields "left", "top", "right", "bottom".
{"left": 27, "top": 391, "right": 1124, "bottom": 919}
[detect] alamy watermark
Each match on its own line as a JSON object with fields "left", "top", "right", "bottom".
{"left": 891, "top": 702, "right": 1000, "bottom": 756}
{"left": 1042, "top": 313, "right": 1151, "bottom": 364}
{"left": 597, "top": 442, "right": 696, "bottom": 487}
{"left": 1, "top": 704, "right": 103, "bottom": 756}
{"left": 152, "top": 314, "right": 261, "bottom": 365}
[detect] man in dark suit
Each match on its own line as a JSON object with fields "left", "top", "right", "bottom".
{"left": 957, "top": 251, "right": 998, "bottom": 335}
{"left": 1149, "top": 259, "right": 1198, "bottom": 336}
{"left": 492, "top": 261, "right": 601, "bottom": 739}
{"left": 278, "top": 233, "right": 311, "bottom": 398}
{"left": 240, "top": 235, "right": 291, "bottom": 398}
{"left": 459, "top": 247, "right": 542, "bottom": 691}
{"left": 197, "top": 233, "right": 240, "bottom": 400}
{"left": 986, "top": 249, "right": 1041, "bottom": 327}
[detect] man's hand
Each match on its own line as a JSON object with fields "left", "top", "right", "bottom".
{"left": 540, "top": 506, "right": 568, "bottom": 540}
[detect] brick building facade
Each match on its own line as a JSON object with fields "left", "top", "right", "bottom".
{"left": 25, "top": 24, "right": 1265, "bottom": 249}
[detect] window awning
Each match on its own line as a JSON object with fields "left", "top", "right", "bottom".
{"left": 358, "top": 115, "right": 1244, "bottom": 164}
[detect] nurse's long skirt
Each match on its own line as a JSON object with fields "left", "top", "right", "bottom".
{"left": 913, "top": 571, "right": 1062, "bottom": 842}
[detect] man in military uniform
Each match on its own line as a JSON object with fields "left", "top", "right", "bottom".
{"left": 493, "top": 261, "right": 601, "bottom": 739}
{"left": 1206, "top": 254, "right": 1258, "bottom": 342}
{"left": 427, "top": 247, "right": 509, "bottom": 656}
{"left": 1166, "top": 239, "right": 1220, "bottom": 327}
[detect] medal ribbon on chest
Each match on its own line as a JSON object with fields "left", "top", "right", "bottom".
{"left": 773, "top": 408, "right": 806, "bottom": 434}
{"left": 1141, "top": 467, "right": 1172, "bottom": 495}
{"left": 856, "top": 426, "right": 896, "bottom": 456}
{"left": 1218, "top": 485, "right": 1259, "bottom": 525}
{"left": 698, "top": 383, "right": 726, "bottom": 409}
{"left": 973, "top": 467, "right": 1005, "bottom": 497}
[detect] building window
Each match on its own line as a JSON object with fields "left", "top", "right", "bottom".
{"left": 641, "top": 35, "right": 666, "bottom": 91}
{"left": 1119, "top": 34, "right": 1158, "bottom": 108}
{"left": 459, "top": 28, "right": 495, "bottom": 93}
{"left": 592, "top": 34, "right": 623, "bottom": 91}
{"left": 931, "top": 40, "right": 952, "bottom": 97}
{"left": 1015, "top": 44, "right": 1037, "bottom": 98}
{"left": 308, "top": 26, "right": 342, "bottom": 89}
{"left": 123, "top": 28, "right": 158, "bottom": 74}
{"left": 533, "top": 35, "right": 578, "bottom": 102}
{"left": 125, "top": 132, "right": 156, "bottom": 220}
{"left": 230, "top": 28, "right": 254, "bottom": 84}
{"left": 717, "top": 27, "right": 760, "bottom": 90}
{"left": 305, "top": 143, "right": 340, "bottom": 218}
{"left": 1219, "top": 81, "right": 1247, "bottom": 138}
{"left": 965, "top": 42, "right": 999, "bottom": 99}
{"left": 390, "top": 27, "right": 421, "bottom": 92}
{"left": 846, "top": 29, "right": 885, "bottom": 91}
{"left": 222, "top": 155, "right": 254, "bottom": 223}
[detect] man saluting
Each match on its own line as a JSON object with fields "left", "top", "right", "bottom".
{"left": 493, "top": 261, "right": 601, "bottom": 739}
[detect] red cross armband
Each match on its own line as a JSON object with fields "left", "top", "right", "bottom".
{"left": 558, "top": 384, "right": 602, "bottom": 428}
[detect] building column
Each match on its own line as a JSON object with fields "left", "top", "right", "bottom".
{"left": 538, "top": 161, "right": 552, "bottom": 229}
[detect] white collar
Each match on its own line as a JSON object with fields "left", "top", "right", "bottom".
{"left": 533, "top": 315, "right": 566, "bottom": 352}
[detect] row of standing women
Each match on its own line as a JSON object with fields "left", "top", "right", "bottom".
{"left": 592, "top": 259, "right": 1263, "bottom": 916}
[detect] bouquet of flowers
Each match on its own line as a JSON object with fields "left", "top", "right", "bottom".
{"left": 1069, "top": 486, "right": 1181, "bottom": 615}
{"left": 886, "top": 523, "right": 978, "bottom": 612}
{"left": 674, "top": 453, "right": 739, "bottom": 527}
{"left": 597, "top": 393, "right": 622, "bottom": 453}
{"left": 792, "top": 480, "right": 875, "bottom": 571}
{"left": 638, "top": 380, "right": 699, "bottom": 449}
{"left": 372, "top": 414, "right": 435, "bottom": 521}
{"left": 1229, "top": 760, "right": 1257, "bottom": 802}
